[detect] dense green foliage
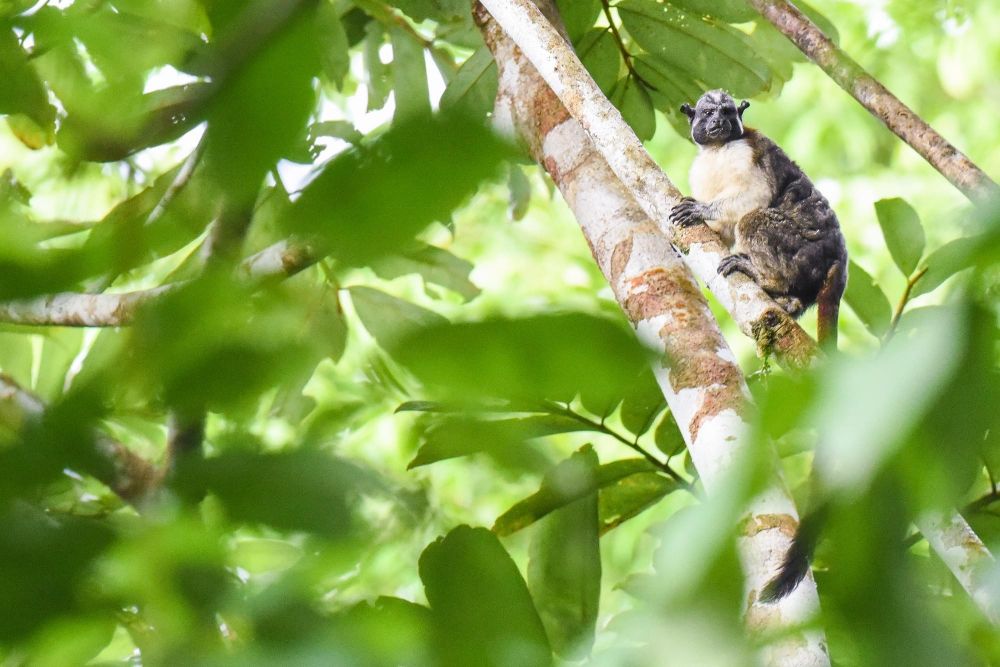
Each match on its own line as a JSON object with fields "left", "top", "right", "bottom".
{"left": 0, "top": 0, "right": 998, "bottom": 664}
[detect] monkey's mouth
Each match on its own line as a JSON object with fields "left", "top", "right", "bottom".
{"left": 705, "top": 123, "right": 731, "bottom": 139}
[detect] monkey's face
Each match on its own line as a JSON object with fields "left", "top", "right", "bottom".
{"left": 681, "top": 90, "right": 748, "bottom": 146}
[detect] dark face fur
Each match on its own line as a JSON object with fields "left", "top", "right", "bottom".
{"left": 681, "top": 90, "right": 749, "bottom": 146}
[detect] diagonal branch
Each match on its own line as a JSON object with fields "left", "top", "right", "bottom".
{"left": 476, "top": 3, "right": 830, "bottom": 664}
{"left": 0, "top": 374, "right": 158, "bottom": 504}
{"left": 747, "top": 0, "right": 999, "bottom": 205}
{"left": 478, "top": 0, "right": 818, "bottom": 369}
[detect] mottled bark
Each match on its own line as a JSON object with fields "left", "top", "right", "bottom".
{"left": 0, "top": 240, "right": 317, "bottom": 327}
{"left": 916, "top": 510, "right": 1000, "bottom": 625}
{"left": 477, "top": 4, "right": 830, "bottom": 664}
{"left": 748, "top": 0, "right": 999, "bottom": 205}
{"left": 0, "top": 374, "right": 157, "bottom": 504}
{"left": 479, "top": 0, "right": 818, "bottom": 368}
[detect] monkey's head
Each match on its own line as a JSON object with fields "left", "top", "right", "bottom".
{"left": 680, "top": 90, "right": 749, "bottom": 146}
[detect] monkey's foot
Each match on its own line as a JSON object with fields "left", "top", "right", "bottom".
{"left": 717, "top": 253, "right": 758, "bottom": 280}
{"left": 775, "top": 296, "right": 804, "bottom": 317}
{"left": 669, "top": 197, "right": 706, "bottom": 227}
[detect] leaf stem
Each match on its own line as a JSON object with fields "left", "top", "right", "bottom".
{"left": 600, "top": 0, "right": 655, "bottom": 90}
{"left": 885, "top": 265, "right": 929, "bottom": 340}
{"left": 542, "top": 400, "right": 695, "bottom": 493}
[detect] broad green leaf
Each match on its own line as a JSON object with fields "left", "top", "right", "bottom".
{"left": 665, "top": 0, "right": 758, "bottom": 23}
{"left": 744, "top": 20, "right": 796, "bottom": 80}
{"left": 633, "top": 55, "right": 702, "bottom": 137}
{"left": 494, "top": 455, "right": 658, "bottom": 535}
{"left": 349, "top": 286, "right": 448, "bottom": 350}
{"left": 577, "top": 28, "right": 622, "bottom": 96}
{"left": 203, "top": 10, "right": 319, "bottom": 201}
{"left": 310, "top": 119, "right": 364, "bottom": 145}
{"left": 599, "top": 470, "right": 676, "bottom": 534}
{"left": 875, "top": 197, "right": 925, "bottom": 277}
{"left": 612, "top": 75, "right": 656, "bottom": 141}
{"left": 33, "top": 329, "right": 85, "bottom": 401}
{"left": 618, "top": 0, "right": 772, "bottom": 98}
{"left": 173, "top": 449, "right": 369, "bottom": 537}
{"left": 0, "top": 29, "right": 55, "bottom": 131}
{"left": 419, "top": 525, "right": 551, "bottom": 667}
{"left": 364, "top": 24, "right": 392, "bottom": 111}
{"left": 528, "top": 447, "right": 600, "bottom": 660}
{"left": 619, "top": 367, "right": 666, "bottom": 437}
{"left": 231, "top": 538, "right": 302, "bottom": 574}
{"left": 557, "top": 0, "right": 602, "bottom": 42}
{"left": 391, "top": 27, "right": 430, "bottom": 121}
{"left": 318, "top": 3, "right": 351, "bottom": 90}
{"left": 393, "top": 0, "right": 468, "bottom": 22}
{"left": 910, "top": 235, "right": 983, "bottom": 298}
{"left": 390, "top": 313, "right": 651, "bottom": 406}
{"left": 282, "top": 111, "right": 509, "bottom": 265}
{"left": 654, "top": 411, "right": 686, "bottom": 456}
{"left": 409, "top": 414, "right": 590, "bottom": 468}
{"left": 439, "top": 46, "right": 498, "bottom": 118}
{"left": 372, "top": 244, "right": 481, "bottom": 301}
{"left": 334, "top": 597, "right": 434, "bottom": 666}
{"left": 844, "top": 260, "right": 892, "bottom": 337}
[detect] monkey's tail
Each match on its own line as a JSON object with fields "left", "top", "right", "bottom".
{"left": 816, "top": 262, "right": 845, "bottom": 350}
{"left": 759, "top": 503, "right": 829, "bottom": 603}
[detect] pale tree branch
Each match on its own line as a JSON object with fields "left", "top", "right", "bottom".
{"left": 915, "top": 510, "right": 1000, "bottom": 625}
{"left": 0, "top": 240, "right": 317, "bottom": 327}
{"left": 476, "top": 4, "right": 829, "bottom": 664}
{"left": 747, "top": 0, "right": 1000, "bottom": 205}
{"left": 478, "top": 0, "right": 818, "bottom": 369}
{"left": 0, "top": 374, "right": 158, "bottom": 504}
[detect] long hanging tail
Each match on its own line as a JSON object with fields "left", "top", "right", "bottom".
{"left": 760, "top": 503, "right": 830, "bottom": 602}
{"left": 816, "top": 261, "right": 845, "bottom": 350}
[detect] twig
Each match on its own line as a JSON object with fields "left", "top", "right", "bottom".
{"left": 885, "top": 266, "right": 929, "bottom": 339}
{"left": 599, "top": 0, "right": 655, "bottom": 90}
{"left": 746, "top": 0, "right": 1000, "bottom": 205}
{"left": 541, "top": 400, "right": 695, "bottom": 493}
{"left": 144, "top": 134, "right": 208, "bottom": 228}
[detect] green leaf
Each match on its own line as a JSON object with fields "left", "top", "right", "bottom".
{"left": 599, "top": 470, "right": 676, "bottom": 534}
{"left": 508, "top": 164, "right": 532, "bottom": 221}
{"left": 371, "top": 244, "right": 481, "bottom": 301}
{"left": 910, "top": 235, "right": 983, "bottom": 299}
{"left": 632, "top": 55, "right": 702, "bottom": 137}
{"left": 618, "top": 0, "right": 772, "bottom": 98}
{"left": 390, "top": 313, "right": 651, "bottom": 406}
{"left": 557, "top": 0, "right": 602, "bottom": 42}
{"left": 282, "top": 111, "right": 510, "bottom": 265}
{"left": 665, "top": 0, "right": 758, "bottom": 23}
{"left": 391, "top": 26, "right": 430, "bottom": 121}
{"left": 318, "top": 3, "right": 351, "bottom": 89}
{"left": 409, "top": 414, "right": 590, "bottom": 468}
{"left": 173, "top": 449, "right": 368, "bottom": 538}
{"left": 419, "top": 526, "right": 551, "bottom": 667}
{"left": 875, "top": 198, "right": 925, "bottom": 277}
{"left": 494, "top": 455, "right": 658, "bottom": 535}
{"left": 619, "top": 368, "right": 666, "bottom": 437}
{"left": 439, "top": 46, "right": 498, "bottom": 118}
{"left": 349, "top": 286, "right": 448, "bottom": 350}
{"left": 612, "top": 75, "right": 656, "bottom": 141}
{"left": 577, "top": 28, "right": 622, "bottom": 96}
{"left": 528, "top": 447, "right": 601, "bottom": 660}
{"left": 844, "top": 260, "right": 893, "bottom": 337}
{"left": 654, "top": 411, "right": 686, "bottom": 456}
{"left": 0, "top": 28, "right": 55, "bottom": 131}
{"left": 309, "top": 119, "right": 364, "bottom": 145}
{"left": 364, "top": 23, "right": 392, "bottom": 111}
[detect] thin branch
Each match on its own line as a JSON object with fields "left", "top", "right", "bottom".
{"left": 0, "top": 240, "right": 318, "bottom": 327}
{"left": 598, "top": 0, "right": 654, "bottom": 90}
{"left": 0, "top": 374, "right": 158, "bottom": 504}
{"left": 885, "top": 266, "right": 929, "bottom": 339}
{"left": 542, "top": 400, "right": 695, "bottom": 493}
{"left": 478, "top": 0, "right": 819, "bottom": 370}
{"left": 144, "top": 134, "right": 207, "bottom": 228}
{"left": 746, "top": 0, "right": 1000, "bottom": 205}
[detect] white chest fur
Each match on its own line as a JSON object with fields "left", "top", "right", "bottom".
{"left": 689, "top": 139, "right": 771, "bottom": 225}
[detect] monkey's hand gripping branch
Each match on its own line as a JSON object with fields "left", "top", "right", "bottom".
{"left": 477, "top": 0, "right": 819, "bottom": 369}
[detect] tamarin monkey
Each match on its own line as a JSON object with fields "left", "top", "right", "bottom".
{"left": 671, "top": 90, "right": 849, "bottom": 601}
{"left": 670, "top": 89, "right": 848, "bottom": 348}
